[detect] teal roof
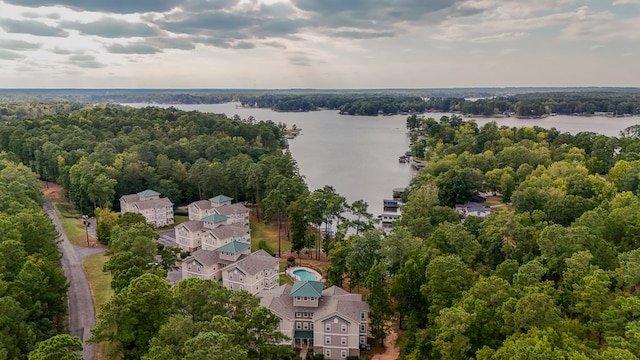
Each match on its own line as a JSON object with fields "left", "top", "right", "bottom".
{"left": 215, "top": 240, "right": 250, "bottom": 254}
{"left": 137, "top": 189, "right": 160, "bottom": 197}
{"left": 202, "top": 213, "right": 228, "bottom": 223}
{"left": 290, "top": 280, "right": 324, "bottom": 298}
{"left": 209, "top": 195, "right": 233, "bottom": 203}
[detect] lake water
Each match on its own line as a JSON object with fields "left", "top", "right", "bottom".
{"left": 126, "top": 102, "right": 640, "bottom": 218}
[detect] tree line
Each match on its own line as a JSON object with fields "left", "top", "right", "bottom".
{"left": 0, "top": 158, "right": 69, "bottom": 359}
{"left": 240, "top": 92, "right": 640, "bottom": 117}
{"left": 239, "top": 94, "right": 428, "bottom": 115}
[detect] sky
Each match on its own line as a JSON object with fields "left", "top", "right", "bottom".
{"left": 0, "top": 0, "right": 639, "bottom": 89}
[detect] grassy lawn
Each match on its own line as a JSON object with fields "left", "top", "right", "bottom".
{"left": 52, "top": 201, "right": 97, "bottom": 246}
{"left": 157, "top": 215, "right": 189, "bottom": 231}
{"left": 250, "top": 217, "right": 291, "bottom": 254}
{"left": 82, "top": 253, "right": 115, "bottom": 360}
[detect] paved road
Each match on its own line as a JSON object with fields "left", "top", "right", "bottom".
{"left": 44, "top": 199, "right": 103, "bottom": 360}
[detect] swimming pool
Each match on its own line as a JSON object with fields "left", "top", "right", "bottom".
{"left": 293, "top": 269, "right": 320, "bottom": 281}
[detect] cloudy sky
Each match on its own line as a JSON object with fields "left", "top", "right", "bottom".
{"left": 0, "top": 0, "right": 638, "bottom": 88}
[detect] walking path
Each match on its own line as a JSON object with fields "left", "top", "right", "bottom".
{"left": 371, "top": 328, "right": 400, "bottom": 360}
{"left": 44, "top": 198, "right": 104, "bottom": 360}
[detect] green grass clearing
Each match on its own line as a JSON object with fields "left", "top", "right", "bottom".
{"left": 52, "top": 201, "right": 95, "bottom": 246}
{"left": 157, "top": 215, "right": 189, "bottom": 231}
{"left": 250, "top": 218, "right": 291, "bottom": 254}
{"left": 82, "top": 252, "right": 115, "bottom": 360}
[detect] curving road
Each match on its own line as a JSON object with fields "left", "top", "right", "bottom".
{"left": 44, "top": 198, "right": 104, "bottom": 360}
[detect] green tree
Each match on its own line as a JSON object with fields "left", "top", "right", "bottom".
{"left": 421, "top": 255, "right": 472, "bottom": 318}
{"left": 365, "top": 260, "right": 392, "bottom": 347}
{"left": 28, "top": 335, "right": 83, "bottom": 360}
{"left": 346, "top": 229, "right": 383, "bottom": 290}
{"left": 90, "top": 273, "right": 173, "bottom": 360}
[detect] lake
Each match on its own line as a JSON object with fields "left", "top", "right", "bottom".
{"left": 127, "top": 102, "right": 640, "bottom": 218}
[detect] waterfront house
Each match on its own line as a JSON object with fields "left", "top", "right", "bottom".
{"left": 258, "top": 281, "right": 369, "bottom": 359}
{"left": 119, "top": 189, "right": 174, "bottom": 228}
{"left": 455, "top": 202, "right": 492, "bottom": 219}
{"left": 182, "top": 243, "right": 278, "bottom": 295}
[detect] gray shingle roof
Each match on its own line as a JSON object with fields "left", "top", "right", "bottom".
{"left": 134, "top": 197, "right": 173, "bottom": 210}
{"left": 191, "top": 200, "right": 212, "bottom": 210}
{"left": 215, "top": 203, "right": 249, "bottom": 216}
{"left": 208, "top": 224, "right": 249, "bottom": 240}
{"left": 314, "top": 286, "right": 369, "bottom": 323}
{"left": 181, "top": 220, "right": 204, "bottom": 232}
{"left": 120, "top": 194, "right": 139, "bottom": 203}
{"left": 257, "top": 283, "right": 369, "bottom": 324}
{"left": 186, "top": 249, "right": 221, "bottom": 267}
{"left": 259, "top": 284, "right": 295, "bottom": 319}
{"left": 232, "top": 249, "right": 278, "bottom": 276}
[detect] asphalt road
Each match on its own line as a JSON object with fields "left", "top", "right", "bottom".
{"left": 44, "top": 199, "right": 102, "bottom": 360}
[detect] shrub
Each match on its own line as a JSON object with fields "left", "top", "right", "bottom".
{"left": 259, "top": 240, "right": 276, "bottom": 256}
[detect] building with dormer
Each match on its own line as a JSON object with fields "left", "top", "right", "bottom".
{"left": 175, "top": 195, "right": 250, "bottom": 252}
{"left": 187, "top": 195, "right": 249, "bottom": 225}
{"left": 258, "top": 280, "right": 369, "bottom": 359}
{"left": 119, "top": 189, "right": 174, "bottom": 228}
{"left": 182, "top": 242, "right": 278, "bottom": 295}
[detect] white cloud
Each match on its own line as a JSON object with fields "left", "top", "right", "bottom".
{"left": 613, "top": 0, "right": 640, "bottom": 4}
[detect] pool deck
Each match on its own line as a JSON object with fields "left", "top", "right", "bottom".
{"left": 285, "top": 266, "right": 323, "bottom": 282}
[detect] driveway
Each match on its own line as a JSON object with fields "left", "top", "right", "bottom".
{"left": 44, "top": 199, "right": 103, "bottom": 360}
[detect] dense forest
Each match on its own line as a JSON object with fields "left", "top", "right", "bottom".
{"left": 0, "top": 158, "right": 68, "bottom": 358}
{"left": 320, "top": 114, "right": 640, "bottom": 359}
{"left": 0, "top": 104, "right": 295, "bottom": 215}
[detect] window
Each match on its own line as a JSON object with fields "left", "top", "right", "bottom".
{"left": 325, "top": 323, "right": 331, "bottom": 331}
{"left": 303, "top": 297, "right": 308, "bottom": 301}
{"left": 196, "top": 266, "right": 201, "bottom": 272}
{"left": 361, "top": 312, "right": 366, "bottom": 320}
{"left": 341, "top": 324, "right": 347, "bottom": 333}
{"left": 303, "top": 322, "right": 308, "bottom": 330}
{"left": 303, "top": 312, "right": 308, "bottom": 318}
{"left": 341, "top": 337, "right": 347, "bottom": 345}
{"left": 188, "top": 264, "right": 192, "bottom": 270}
{"left": 296, "top": 312, "right": 301, "bottom": 318}
{"left": 341, "top": 350, "right": 347, "bottom": 358}
{"left": 325, "top": 349, "right": 331, "bottom": 358}
{"left": 360, "top": 336, "right": 366, "bottom": 344}
{"left": 360, "top": 324, "right": 366, "bottom": 332}
{"left": 311, "top": 323, "right": 314, "bottom": 330}
{"left": 296, "top": 296, "right": 301, "bottom": 301}
{"left": 296, "top": 322, "right": 302, "bottom": 330}
{"left": 325, "top": 336, "right": 331, "bottom": 345}
{"left": 229, "top": 273, "right": 233, "bottom": 280}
